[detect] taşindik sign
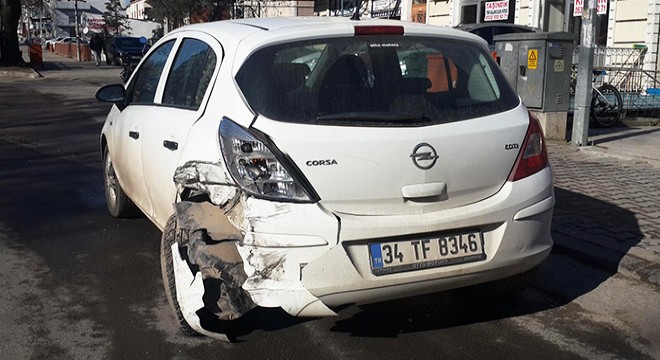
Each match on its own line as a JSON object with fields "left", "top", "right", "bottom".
{"left": 574, "top": 0, "right": 608, "bottom": 16}
{"left": 484, "top": 0, "right": 509, "bottom": 21}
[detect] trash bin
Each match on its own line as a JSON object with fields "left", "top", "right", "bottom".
{"left": 29, "top": 44, "right": 43, "bottom": 68}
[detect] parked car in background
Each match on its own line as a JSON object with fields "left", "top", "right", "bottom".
{"left": 58, "top": 36, "right": 86, "bottom": 44}
{"left": 44, "top": 36, "right": 65, "bottom": 48}
{"left": 456, "top": 23, "right": 539, "bottom": 50}
{"left": 96, "top": 17, "right": 554, "bottom": 340}
{"left": 106, "top": 36, "right": 149, "bottom": 65}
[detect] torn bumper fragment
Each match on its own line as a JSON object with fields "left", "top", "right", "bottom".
{"left": 170, "top": 161, "right": 339, "bottom": 338}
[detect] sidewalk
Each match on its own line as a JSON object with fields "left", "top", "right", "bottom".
{"left": 549, "top": 126, "right": 660, "bottom": 287}
{"left": 0, "top": 44, "right": 119, "bottom": 83}
{"left": 1, "top": 49, "right": 659, "bottom": 287}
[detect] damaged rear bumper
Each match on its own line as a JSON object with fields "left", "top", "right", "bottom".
{"left": 169, "top": 162, "right": 553, "bottom": 339}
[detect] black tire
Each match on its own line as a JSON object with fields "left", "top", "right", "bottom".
{"left": 161, "top": 215, "right": 200, "bottom": 337}
{"left": 109, "top": 53, "right": 120, "bottom": 66}
{"left": 457, "top": 266, "right": 538, "bottom": 299}
{"left": 103, "top": 149, "right": 139, "bottom": 218}
{"left": 591, "top": 84, "right": 623, "bottom": 128}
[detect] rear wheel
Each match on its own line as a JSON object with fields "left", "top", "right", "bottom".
{"left": 103, "top": 149, "right": 138, "bottom": 218}
{"left": 591, "top": 84, "right": 623, "bottom": 127}
{"left": 161, "top": 215, "right": 199, "bottom": 336}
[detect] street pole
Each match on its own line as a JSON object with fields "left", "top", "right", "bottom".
{"left": 571, "top": 0, "right": 597, "bottom": 146}
{"left": 74, "top": 0, "right": 81, "bottom": 61}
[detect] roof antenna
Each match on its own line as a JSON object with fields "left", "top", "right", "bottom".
{"left": 351, "top": 0, "right": 362, "bottom": 20}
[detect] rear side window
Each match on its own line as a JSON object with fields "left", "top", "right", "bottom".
{"left": 129, "top": 40, "right": 175, "bottom": 104}
{"left": 163, "top": 38, "right": 217, "bottom": 110}
{"left": 236, "top": 36, "right": 518, "bottom": 126}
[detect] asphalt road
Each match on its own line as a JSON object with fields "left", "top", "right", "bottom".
{"left": 0, "top": 67, "right": 658, "bottom": 360}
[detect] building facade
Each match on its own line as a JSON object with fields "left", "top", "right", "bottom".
{"left": 47, "top": 0, "right": 95, "bottom": 38}
{"left": 419, "top": 0, "right": 658, "bottom": 79}
{"left": 127, "top": 0, "right": 153, "bottom": 20}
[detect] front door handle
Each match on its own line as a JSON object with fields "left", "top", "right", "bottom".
{"left": 129, "top": 131, "right": 139, "bottom": 139}
{"left": 163, "top": 140, "right": 178, "bottom": 151}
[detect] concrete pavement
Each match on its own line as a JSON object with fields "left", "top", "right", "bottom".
{"left": 550, "top": 126, "right": 660, "bottom": 286}
{"left": 2, "top": 45, "right": 659, "bottom": 287}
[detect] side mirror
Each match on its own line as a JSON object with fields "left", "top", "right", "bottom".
{"left": 95, "top": 84, "right": 127, "bottom": 110}
{"left": 139, "top": 36, "right": 148, "bottom": 44}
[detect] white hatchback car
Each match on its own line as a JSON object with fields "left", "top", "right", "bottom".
{"left": 96, "top": 17, "right": 554, "bottom": 339}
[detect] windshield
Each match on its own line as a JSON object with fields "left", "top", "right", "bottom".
{"left": 236, "top": 36, "right": 518, "bottom": 126}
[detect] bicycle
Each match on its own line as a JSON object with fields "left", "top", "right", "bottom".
{"left": 591, "top": 81, "right": 623, "bottom": 127}
{"left": 570, "top": 68, "right": 624, "bottom": 127}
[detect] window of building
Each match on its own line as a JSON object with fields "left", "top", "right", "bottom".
{"left": 462, "top": 4, "right": 478, "bottom": 24}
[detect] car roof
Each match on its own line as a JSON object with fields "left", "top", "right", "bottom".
{"left": 169, "top": 17, "right": 484, "bottom": 46}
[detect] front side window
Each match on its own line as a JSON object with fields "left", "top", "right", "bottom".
{"left": 128, "top": 40, "right": 175, "bottom": 104}
{"left": 236, "top": 36, "right": 518, "bottom": 126}
{"left": 162, "top": 38, "right": 218, "bottom": 110}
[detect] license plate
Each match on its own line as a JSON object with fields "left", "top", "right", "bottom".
{"left": 369, "top": 231, "right": 486, "bottom": 275}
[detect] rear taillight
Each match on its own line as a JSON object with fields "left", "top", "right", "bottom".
{"left": 219, "top": 118, "right": 318, "bottom": 202}
{"left": 354, "top": 26, "right": 404, "bottom": 36}
{"left": 508, "top": 113, "right": 548, "bottom": 182}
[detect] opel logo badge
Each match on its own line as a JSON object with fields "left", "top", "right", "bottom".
{"left": 410, "top": 143, "right": 439, "bottom": 170}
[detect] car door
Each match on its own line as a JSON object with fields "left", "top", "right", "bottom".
{"left": 110, "top": 39, "right": 176, "bottom": 213}
{"left": 140, "top": 33, "right": 222, "bottom": 228}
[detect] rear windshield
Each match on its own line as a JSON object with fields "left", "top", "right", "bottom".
{"left": 236, "top": 36, "right": 519, "bottom": 126}
{"left": 116, "top": 37, "right": 143, "bottom": 48}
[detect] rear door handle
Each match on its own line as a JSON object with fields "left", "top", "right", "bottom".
{"left": 129, "top": 131, "right": 139, "bottom": 139}
{"left": 163, "top": 140, "right": 178, "bottom": 151}
{"left": 401, "top": 182, "right": 447, "bottom": 201}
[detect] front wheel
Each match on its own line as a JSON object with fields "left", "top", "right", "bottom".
{"left": 591, "top": 84, "right": 623, "bottom": 127}
{"left": 103, "top": 149, "right": 139, "bottom": 218}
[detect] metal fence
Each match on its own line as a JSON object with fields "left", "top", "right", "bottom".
{"left": 572, "top": 45, "right": 660, "bottom": 117}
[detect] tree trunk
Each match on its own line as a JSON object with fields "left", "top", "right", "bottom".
{"left": 0, "top": 0, "right": 24, "bottom": 66}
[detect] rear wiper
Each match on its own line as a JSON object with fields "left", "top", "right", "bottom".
{"left": 316, "top": 111, "right": 429, "bottom": 123}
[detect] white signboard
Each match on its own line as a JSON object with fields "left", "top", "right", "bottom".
{"left": 484, "top": 0, "right": 509, "bottom": 21}
{"left": 574, "top": 0, "right": 607, "bottom": 16}
{"left": 81, "top": 13, "right": 106, "bottom": 32}
{"left": 573, "top": 0, "right": 583, "bottom": 16}
{"left": 371, "top": 0, "right": 401, "bottom": 18}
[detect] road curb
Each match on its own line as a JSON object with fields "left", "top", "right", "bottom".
{"left": 0, "top": 67, "right": 41, "bottom": 79}
{"left": 622, "top": 117, "right": 660, "bottom": 127}
{"left": 552, "top": 232, "right": 660, "bottom": 287}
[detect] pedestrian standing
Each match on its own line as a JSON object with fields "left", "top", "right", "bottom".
{"left": 89, "top": 34, "right": 105, "bottom": 67}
